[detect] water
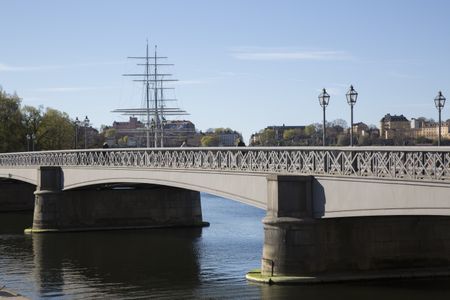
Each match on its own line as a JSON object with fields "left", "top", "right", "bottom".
{"left": 1, "top": 194, "right": 450, "bottom": 299}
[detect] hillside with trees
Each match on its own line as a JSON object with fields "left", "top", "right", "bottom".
{"left": 0, "top": 87, "right": 102, "bottom": 153}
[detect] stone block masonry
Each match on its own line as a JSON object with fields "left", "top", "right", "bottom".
{"left": 30, "top": 167, "right": 204, "bottom": 232}
{"left": 260, "top": 174, "right": 450, "bottom": 281}
{"left": 262, "top": 216, "right": 450, "bottom": 277}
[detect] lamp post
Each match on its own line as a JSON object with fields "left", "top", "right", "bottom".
{"left": 74, "top": 117, "right": 81, "bottom": 149}
{"left": 26, "top": 134, "right": 31, "bottom": 151}
{"left": 434, "top": 91, "right": 446, "bottom": 146}
{"left": 318, "top": 88, "right": 330, "bottom": 146}
{"left": 83, "top": 116, "right": 90, "bottom": 149}
{"left": 27, "top": 133, "right": 36, "bottom": 151}
{"left": 161, "top": 117, "right": 167, "bottom": 148}
{"left": 32, "top": 133, "right": 36, "bottom": 151}
{"left": 346, "top": 85, "right": 358, "bottom": 146}
{"left": 151, "top": 118, "right": 156, "bottom": 147}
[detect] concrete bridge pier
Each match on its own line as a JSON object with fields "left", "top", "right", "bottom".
{"left": 29, "top": 166, "right": 205, "bottom": 233}
{"left": 256, "top": 175, "right": 450, "bottom": 283}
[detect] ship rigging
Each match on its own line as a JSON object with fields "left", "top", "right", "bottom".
{"left": 112, "top": 42, "right": 188, "bottom": 147}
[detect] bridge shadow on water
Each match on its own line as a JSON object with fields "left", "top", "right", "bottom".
{"left": 0, "top": 211, "right": 204, "bottom": 298}
{"left": 30, "top": 228, "right": 204, "bottom": 298}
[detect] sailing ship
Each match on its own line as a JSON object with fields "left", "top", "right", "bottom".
{"left": 112, "top": 42, "right": 192, "bottom": 147}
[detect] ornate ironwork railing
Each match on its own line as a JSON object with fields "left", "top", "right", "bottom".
{"left": 1, "top": 147, "right": 450, "bottom": 182}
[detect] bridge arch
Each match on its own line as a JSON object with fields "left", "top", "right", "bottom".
{"left": 0, "top": 167, "right": 37, "bottom": 186}
{"left": 60, "top": 167, "right": 268, "bottom": 210}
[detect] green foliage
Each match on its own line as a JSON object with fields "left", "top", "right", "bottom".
{"left": 22, "top": 105, "right": 43, "bottom": 135}
{"left": 282, "top": 128, "right": 305, "bottom": 143}
{"left": 37, "top": 108, "right": 74, "bottom": 150}
{"left": 104, "top": 128, "right": 116, "bottom": 138}
{"left": 258, "top": 128, "right": 276, "bottom": 146}
{"left": 0, "top": 88, "right": 26, "bottom": 152}
{"left": 201, "top": 135, "right": 220, "bottom": 147}
{"left": 304, "top": 125, "right": 316, "bottom": 137}
{"left": 0, "top": 87, "right": 109, "bottom": 152}
{"left": 282, "top": 129, "right": 296, "bottom": 141}
{"left": 214, "top": 127, "right": 233, "bottom": 134}
{"left": 118, "top": 135, "right": 129, "bottom": 146}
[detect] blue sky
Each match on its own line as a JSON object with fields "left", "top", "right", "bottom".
{"left": 1, "top": 0, "right": 450, "bottom": 141}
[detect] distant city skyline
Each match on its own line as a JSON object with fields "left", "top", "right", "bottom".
{"left": 1, "top": 0, "right": 450, "bottom": 141}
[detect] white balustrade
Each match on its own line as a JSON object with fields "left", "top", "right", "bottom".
{"left": 1, "top": 147, "right": 449, "bottom": 182}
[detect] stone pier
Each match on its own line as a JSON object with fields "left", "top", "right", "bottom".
{"left": 249, "top": 175, "right": 450, "bottom": 283}
{"left": 29, "top": 166, "right": 205, "bottom": 233}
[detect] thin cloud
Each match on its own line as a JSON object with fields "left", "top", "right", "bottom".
{"left": 0, "top": 63, "right": 60, "bottom": 72}
{"left": 387, "top": 103, "right": 430, "bottom": 108}
{"left": 230, "top": 48, "right": 352, "bottom": 61}
{"left": 175, "top": 79, "right": 210, "bottom": 85}
{"left": 21, "top": 96, "right": 46, "bottom": 103}
{"left": 388, "top": 71, "right": 420, "bottom": 79}
{"left": 34, "top": 86, "right": 117, "bottom": 92}
{"left": 0, "top": 61, "right": 124, "bottom": 72}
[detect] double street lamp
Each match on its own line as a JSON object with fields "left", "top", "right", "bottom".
{"left": 26, "top": 133, "right": 36, "bottom": 151}
{"left": 346, "top": 85, "right": 358, "bottom": 146}
{"left": 434, "top": 91, "right": 446, "bottom": 146}
{"left": 318, "top": 88, "right": 330, "bottom": 146}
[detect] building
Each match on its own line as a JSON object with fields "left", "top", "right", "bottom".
{"left": 352, "top": 122, "right": 369, "bottom": 136}
{"left": 379, "top": 114, "right": 450, "bottom": 142}
{"left": 162, "top": 120, "right": 197, "bottom": 147}
{"left": 112, "top": 117, "right": 144, "bottom": 131}
{"left": 107, "top": 117, "right": 198, "bottom": 147}
{"left": 380, "top": 114, "right": 410, "bottom": 139}
{"left": 410, "top": 118, "right": 450, "bottom": 140}
{"left": 218, "top": 132, "right": 241, "bottom": 146}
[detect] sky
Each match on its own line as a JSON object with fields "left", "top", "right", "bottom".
{"left": 1, "top": 0, "right": 450, "bottom": 142}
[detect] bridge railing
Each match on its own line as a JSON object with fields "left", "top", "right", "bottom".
{"left": 1, "top": 147, "right": 450, "bottom": 182}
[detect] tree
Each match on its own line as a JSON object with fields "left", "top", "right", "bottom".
{"left": 282, "top": 128, "right": 305, "bottom": 145}
{"left": 304, "top": 125, "right": 316, "bottom": 137}
{"left": 201, "top": 135, "right": 220, "bottom": 146}
{"left": 118, "top": 135, "right": 129, "bottom": 146}
{"left": 214, "top": 127, "right": 233, "bottom": 134}
{"left": 415, "top": 136, "right": 432, "bottom": 145}
{"left": 37, "top": 108, "right": 74, "bottom": 150}
{"left": 0, "top": 88, "right": 26, "bottom": 152}
{"left": 22, "top": 105, "right": 43, "bottom": 136}
{"left": 337, "top": 133, "right": 350, "bottom": 146}
{"left": 283, "top": 128, "right": 297, "bottom": 141}
{"left": 358, "top": 135, "right": 371, "bottom": 146}
{"left": 104, "top": 128, "right": 116, "bottom": 138}
{"left": 258, "top": 128, "right": 276, "bottom": 146}
{"left": 331, "top": 119, "right": 348, "bottom": 129}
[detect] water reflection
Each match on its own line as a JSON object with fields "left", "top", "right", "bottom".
{"left": 257, "top": 278, "right": 450, "bottom": 300}
{"left": 2, "top": 197, "right": 450, "bottom": 299}
{"left": 31, "top": 228, "right": 203, "bottom": 298}
{"left": 0, "top": 211, "right": 33, "bottom": 234}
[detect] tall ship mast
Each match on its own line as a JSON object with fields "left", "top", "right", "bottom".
{"left": 113, "top": 42, "right": 189, "bottom": 147}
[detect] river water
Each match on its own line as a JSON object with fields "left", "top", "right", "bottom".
{"left": 1, "top": 193, "right": 450, "bottom": 299}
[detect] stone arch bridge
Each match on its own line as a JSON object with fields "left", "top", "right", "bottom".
{"left": 1, "top": 146, "right": 450, "bottom": 282}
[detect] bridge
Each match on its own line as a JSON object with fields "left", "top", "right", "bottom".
{"left": 1, "top": 146, "right": 450, "bottom": 282}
